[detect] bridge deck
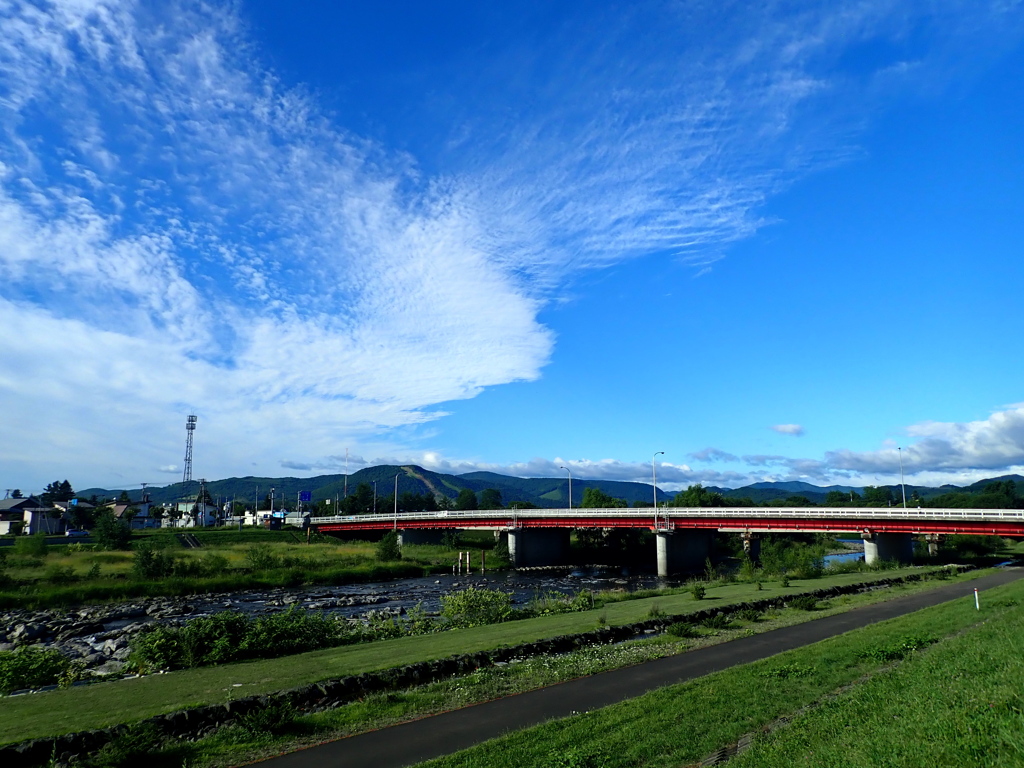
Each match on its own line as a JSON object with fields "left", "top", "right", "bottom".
{"left": 310, "top": 507, "right": 1024, "bottom": 537}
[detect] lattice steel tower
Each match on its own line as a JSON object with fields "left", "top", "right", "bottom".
{"left": 182, "top": 414, "right": 198, "bottom": 493}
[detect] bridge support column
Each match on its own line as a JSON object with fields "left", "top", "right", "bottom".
{"left": 508, "top": 528, "right": 570, "bottom": 567}
{"left": 741, "top": 532, "right": 761, "bottom": 564}
{"left": 862, "top": 532, "right": 914, "bottom": 565}
{"left": 398, "top": 529, "right": 446, "bottom": 547}
{"left": 656, "top": 529, "right": 714, "bottom": 577}
{"left": 924, "top": 534, "right": 942, "bottom": 557}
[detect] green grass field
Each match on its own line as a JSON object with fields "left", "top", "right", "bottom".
{"left": 0, "top": 528, "right": 506, "bottom": 608}
{"left": 0, "top": 567, "right": 979, "bottom": 745}
{"left": 416, "top": 575, "right": 1024, "bottom": 768}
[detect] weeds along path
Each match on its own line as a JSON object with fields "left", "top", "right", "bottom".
{"left": 258, "top": 568, "right": 1024, "bottom": 768}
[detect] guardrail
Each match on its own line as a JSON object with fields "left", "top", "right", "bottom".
{"left": 309, "top": 506, "right": 1024, "bottom": 526}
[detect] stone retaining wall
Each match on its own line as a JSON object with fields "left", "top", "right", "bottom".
{"left": 0, "top": 569, "right": 963, "bottom": 767}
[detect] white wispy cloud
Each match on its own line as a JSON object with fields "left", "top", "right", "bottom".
{"left": 771, "top": 424, "right": 806, "bottom": 436}
{"left": 0, "top": 0, "right": 1019, "bottom": 490}
{"left": 825, "top": 405, "right": 1024, "bottom": 477}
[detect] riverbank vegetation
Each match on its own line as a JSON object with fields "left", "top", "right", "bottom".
{"left": 0, "top": 528, "right": 509, "bottom": 609}
{"left": 37, "top": 568, "right": 1008, "bottom": 768}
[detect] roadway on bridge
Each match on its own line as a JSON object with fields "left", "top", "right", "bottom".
{"left": 258, "top": 568, "right": 1023, "bottom": 768}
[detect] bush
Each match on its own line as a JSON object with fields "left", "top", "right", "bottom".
{"left": 14, "top": 533, "right": 48, "bottom": 557}
{"left": 647, "top": 604, "right": 665, "bottom": 619}
{"left": 376, "top": 530, "right": 402, "bottom": 562}
{"left": 132, "top": 546, "right": 176, "bottom": 579}
{"left": 701, "top": 613, "right": 732, "bottom": 630}
{"left": 690, "top": 583, "right": 706, "bottom": 600}
{"left": 528, "top": 590, "right": 593, "bottom": 616}
{"left": 245, "top": 543, "right": 280, "bottom": 571}
{"left": 0, "top": 646, "right": 73, "bottom": 693}
{"left": 130, "top": 608, "right": 350, "bottom": 671}
{"left": 666, "top": 621, "right": 697, "bottom": 638}
{"left": 238, "top": 701, "right": 298, "bottom": 736}
{"left": 93, "top": 511, "right": 131, "bottom": 550}
{"left": 737, "top": 608, "right": 763, "bottom": 622}
{"left": 45, "top": 564, "right": 78, "bottom": 585}
{"left": 88, "top": 723, "right": 164, "bottom": 767}
{"left": 441, "top": 586, "right": 514, "bottom": 627}
{"left": 789, "top": 595, "right": 819, "bottom": 611}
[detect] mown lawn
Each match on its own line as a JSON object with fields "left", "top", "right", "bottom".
{"left": 417, "top": 576, "right": 1024, "bottom": 768}
{"left": 0, "top": 567, "right": 975, "bottom": 744}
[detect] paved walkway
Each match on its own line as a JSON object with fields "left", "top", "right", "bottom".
{"left": 259, "top": 568, "right": 1023, "bottom": 768}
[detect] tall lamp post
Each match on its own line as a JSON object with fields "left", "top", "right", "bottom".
{"left": 372, "top": 481, "right": 377, "bottom": 515}
{"left": 393, "top": 474, "right": 400, "bottom": 530}
{"left": 898, "top": 447, "right": 907, "bottom": 508}
{"left": 560, "top": 466, "right": 572, "bottom": 509}
{"left": 652, "top": 451, "right": 665, "bottom": 527}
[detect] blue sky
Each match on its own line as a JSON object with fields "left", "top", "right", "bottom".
{"left": 1, "top": 0, "right": 1023, "bottom": 494}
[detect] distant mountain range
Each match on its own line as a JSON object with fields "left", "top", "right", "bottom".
{"left": 77, "top": 468, "right": 1024, "bottom": 509}
{"left": 78, "top": 465, "right": 664, "bottom": 508}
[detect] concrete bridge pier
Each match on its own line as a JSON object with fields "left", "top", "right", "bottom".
{"left": 508, "top": 528, "right": 571, "bottom": 567}
{"left": 924, "top": 533, "right": 942, "bottom": 557}
{"left": 656, "top": 529, "right": 715, "bottom": 577}
{"left": 398, "top": 529, "right": 446, "bottom": 547}
{"left": 862, "top": 532, "right": 914, "bottom": 565}
{"left": 741, "top": 532, "right": 761, "bottom": 564}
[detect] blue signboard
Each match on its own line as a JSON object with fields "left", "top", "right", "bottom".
{"left": 299, "top": 491, "right": 312, "bottom": 502}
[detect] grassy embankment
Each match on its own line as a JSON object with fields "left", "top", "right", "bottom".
{"left": 415, "top": 575, "right": 1024, "bottom": 768}
{"left": 0, "top": 566, "right": 981, "bottom": 745}
{"left": 0, "top": 528, "right": 505, "bottom": 608}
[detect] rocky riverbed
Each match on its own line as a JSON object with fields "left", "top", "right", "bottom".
{"left": 1, "top": 567, "right": 658, "bottom": 682}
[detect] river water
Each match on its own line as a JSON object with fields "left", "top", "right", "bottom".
{"left": 155, "top": 567, "right": 674, "bottom": 625}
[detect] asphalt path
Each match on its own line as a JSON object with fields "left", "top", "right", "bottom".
{"left": 259, "top": 568, "right": 1023, "bottom": 768}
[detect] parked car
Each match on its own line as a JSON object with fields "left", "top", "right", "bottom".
{"left": 65, "top": 529, "right": 89, "bottom": 538}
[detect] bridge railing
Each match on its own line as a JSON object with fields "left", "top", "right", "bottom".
{"left": 309, "top": 507, "right": 1024, "bottom": 526}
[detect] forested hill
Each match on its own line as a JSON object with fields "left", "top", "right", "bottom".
{"left": 78, "top": 465, "right": 667, "bottom": 509}
{"left": 77, "top": 470, "right": 1024, "bottom": 510}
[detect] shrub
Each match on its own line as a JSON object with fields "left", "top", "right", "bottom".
{"left": 89, "top": 723, "right": 164, "bottom": 767}
{"left": 701, "top": 613, "right": 732, "bottom": 630}
{"left": 14, "top": 533, "right": 47, "bottom": 557}
{"left": 528, "top": 590, "right": 593, "bottom": 616}
{"left": 647, "top": 603, "right": 665, "bottom": 619}
{"left": 45, "top": 564, "right": 78, "bottom": 585}
{"left": 132, "top": 546, "right": 176, "bottom": 579}
{"left": 666, "top": 621, "right": 697, "bottom": 638}
{"left": 130, "top": 608, "right": 349, "bottom": 671}
{"left": 238, "top": 701, "right": 298, "bottom": 736}
{"left": 789, "top": 595, "right": 819, "bottom": 611}
{"left": 737, "top": 608, "right": 762, "bottom": 622}
{"left": 245, "top": 543, "right": 280, "bottom": 571}
{"left": 690, "top": 583, "right": 706, "bottom": 600}
{"left": 0, "top": 646, "right": 73, "bottom": 693}
{"left": 241, "top": 608, "right": 345, "bottom": 657}
{"left": 376, "top": 530, "right": 402, "bottom": 562}
{"left": 780, "top": 577, "right": 790, "bottom": 588}
{"left": 440, "top": 586, "right": 514, "bottom": 627}
{"left": 93, "top": 511, "right": 131, "bottom": 550}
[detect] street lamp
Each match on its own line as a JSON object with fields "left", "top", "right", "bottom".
{"left": 898, "top": 447, "right": 907, "bottom": 508}
{"left": 652, "top": 452, "right": 664, "bottom": 527}
{"left": 372, "top": 481, "right": 377, "bottom": 515}
{"left": 560, "top": 466, "right": 572, "bottom": 509}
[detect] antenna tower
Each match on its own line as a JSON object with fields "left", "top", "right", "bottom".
{"left": 182, "top": 414, "right": 198, "bottom": 499}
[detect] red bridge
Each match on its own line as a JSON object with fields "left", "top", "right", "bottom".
{"left": 310, "top": 507, "right": 1024, "bottom": 575}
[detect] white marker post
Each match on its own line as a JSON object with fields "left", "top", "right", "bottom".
{"left": 974, "top": 588, "right": 980, "bottom": 611}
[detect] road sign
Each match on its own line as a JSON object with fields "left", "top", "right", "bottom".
{"left": 299, "top": 491, "right": 312, "bottom": 502}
